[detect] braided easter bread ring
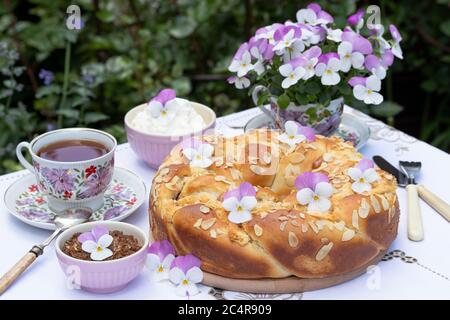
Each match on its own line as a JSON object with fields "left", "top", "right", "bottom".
{"left": 149, "top": 129, "right": 399, "bottom": 279}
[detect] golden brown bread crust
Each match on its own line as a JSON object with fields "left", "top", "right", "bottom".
{"left": 149, "top": 129, "right": 400, "bottom": 279}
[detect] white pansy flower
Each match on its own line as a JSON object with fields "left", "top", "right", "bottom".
{"left": 181, "top": 140, "right": 214, "bottom": 169}
{"left": 228, "top": 50, "right": 253, "bottom": 77}
{"left": 353, "top": 75, "right": 383, "bottom": 105}
{"left": 338, "top": 41, "right": 364, "bottom": 72}
{"left": 295, "top": 172, "right": 333, "bottom": 213}
{"left": 315, "top": 55, "right": 341, "bottom": 85}
{"left": 279, "top": 62, "right": 305, "bottom": 89}
{"left": 278, "top": 120, "right": 315, "bottom": 147}
{"left": 347, "top": 159, "right": 380, "bottom": 194}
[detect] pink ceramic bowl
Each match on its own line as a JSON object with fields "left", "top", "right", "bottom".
{"left": 124, "top": 101, "right": 216, "bottom": 169}
{"left": 55, "top": 221, "right": 148, "bottom": 294}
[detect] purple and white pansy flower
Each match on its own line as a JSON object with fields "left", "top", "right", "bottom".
{"left": 389, "top": 24, "right": 403, "bottom": 59}
{"left": 296, "top": 3, "right": 333, "bottom": 26}
{"left": 347, "top": 159, "right": 380, "bottom": 194}
{"left": 341, "top": 29, "right": 373, "bottom": 55}
{"left": 169, "top": 254, "right": 203, "bottom": 297}
{"left": 227, "top": 75, "right": 250, "bottom": 89}
{"left": 147, "top": 240, "right": 176, "bottom": 281}
{"left": 278, "top": 120, "right": 315, "bottom": 147}
{"left": 222, "top": 182, "right": 257, "bottom": 224}
{"left": 279, "top": 56, "right": 307, "bottom": 89}
{"left": 255, "top": 23, "right": 283, "bottom": 45}
{"left": 78, "top": 226, "right": 113, "bottom": 261}
{"left": 228, "top": 43, "right": 253, "bottom": 77}
{"left": 315, "top": 53, "right": 341, "bottom": 85}
{"left": 181, "top": 138, "right": 214, "bottom": 169}
{"left": 295, "top": 172, "right": 333, "bottom": 213}
{"left": 364, "top": 51, "right": 394, "bottom": 80}
{"left": 302, "top": 46, "right": 321, "bottom": 80}
{"left": 337, "top": 41, "right": 365, "bottom": 72}
{"left": 249, "top": 37, "right": 274, "bottom": 74}
{"left": 273, "top": 25, "right": 303, "bottom": 57}
{"left": 348, "top": 75, "right": 383, "bottom": 105}
{"left": 148, "top": 89, "right": 177, "bottom": 124}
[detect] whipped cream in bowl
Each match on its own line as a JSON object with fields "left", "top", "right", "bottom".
{"left": 131, "top": 98, "right": 206, "bottom": 136}
{"left": 125, "top": 89, "right": 216, "bottom": 169}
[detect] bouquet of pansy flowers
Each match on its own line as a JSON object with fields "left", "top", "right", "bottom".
{"left": 227, "top": 3, "right": 403, "bottom": 134}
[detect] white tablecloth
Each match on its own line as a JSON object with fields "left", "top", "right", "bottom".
{"left": 1, "top": 106, "right": 450, "bottom": 300}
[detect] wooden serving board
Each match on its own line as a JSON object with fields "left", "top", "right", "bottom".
{"left": 202, "top": 250, "right": 386, "bottom": 294}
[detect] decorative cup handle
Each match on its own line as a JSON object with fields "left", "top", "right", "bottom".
{"left": 251, "top": 85, "right": 284, "bottom": 129}
{"left": 16, "top": 142, "right": 35, "bottom": 173}
{"left": 251, "top": 85, "right": 275, "bottom": 119}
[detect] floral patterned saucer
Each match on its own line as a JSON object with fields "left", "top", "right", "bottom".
{"left": 244, "top": 112, "right": 370, "bottom": 150}
{"left": 4, "top": 167, "right": 146, "bottom": 230}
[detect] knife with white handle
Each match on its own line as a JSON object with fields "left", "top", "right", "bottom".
{"left": 416, "top": 185, "right": 450, "bottom": 222}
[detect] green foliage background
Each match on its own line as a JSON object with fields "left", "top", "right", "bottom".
{"left": 0, "top": 0, "right": 449, "bottom": 173}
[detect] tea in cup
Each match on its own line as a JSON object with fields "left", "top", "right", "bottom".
{"left": 16, "top": 128, "right": 117, "bottom": 212}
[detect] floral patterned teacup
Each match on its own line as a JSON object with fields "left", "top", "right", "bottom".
{"left": 16, "top": 128, "right": 117, "bottom": 213}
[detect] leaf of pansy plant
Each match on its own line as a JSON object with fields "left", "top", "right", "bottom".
{"left": 277, "top": 94, "right": 290, "bottom": 109}
{"left": 170, "top": 16, "right": 198, "bottom": 39}
{"left": 304, "top": 82, "right": 321, "bottom": 95}
{"left": 295, "top": 93, "right": 310, "bottom": 105}
{"left": 371, "top": 101, "right": 404, "bottom": 118}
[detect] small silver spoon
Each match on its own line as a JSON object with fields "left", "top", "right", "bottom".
{"left": 0, "top": 207, "right": 92, "bottom": 295}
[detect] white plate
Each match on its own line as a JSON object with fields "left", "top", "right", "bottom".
{"left": 4, "top": 167, "right": 146, "bottom": 230}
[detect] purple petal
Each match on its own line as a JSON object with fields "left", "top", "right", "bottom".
{"left": 307, "top": 3, "right": 321, "bottom": 14}
{"left": 310, "top": 25, "right": 326, "bottom": 41}
{"left": 318, "top": 52, "right": 339, "bottom": 65}
{"left": 356, "top": 159, "right": 374, "bottom": 171}
{"left": 148, "top": 240, "right": 176, "bottom": 260}
{"left": 233, "top": 42, "right": 249, "bottom": 60}
{"left": 297, "top": 125, "right": 316, "bottom": 142}
{"left": 364, "top": 54, "right": 381, "bottom": 71}
{"left": 352, "top": 35, "right": 373, "bottom": 54}
{"left": 347, "top": 9, "right": 365, "bottom": 26}
{"left": 303, "top": 46, "right": 322, "bottom": 60}
{"left": 238, "top": 182, "right": 256, "bottom": 198}
{"left": 262, "top": 43, "right": 275, "bottom": 60}
{"left": 91, "top": 226, "right": 109, "bottom": 242}
{"left": 227, "top": 76, "right": 237, "bottom": 84}
{"left": 317, "top": 10, "right": 333, "bottom": 24}
{"left": 348, "top": 76, "right": 367, "bottom": 87}
{"left": 154, "top": 89, "right": 176, "bottom": 104}
{"left": 170, "top": 254, "right": 201, "bottom": 274}
{"left": 274, "top": 25, "right": 301, "bottom": 42}
{"left": 290, "top": 56, "right": 308, "bottom": 69}
{"left": 77, "top": 232, "right": 94, "bottom": 243}
{"left": 381, "top": 49, "right": 394, "bottom": 67}
{"left": 389, "top": 24, "right": 402, "bottom": 43}
{"left": 223, "top": 188, "right": 240, "bottom": 201}
{"left": 295, "top": 172, "right": 328, "bottom": 190}
{"left": 341, "top": 31, "right": 372, "bottom": 54}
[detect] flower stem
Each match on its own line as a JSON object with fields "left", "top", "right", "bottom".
{"left": 58, "top": 41, "right": 71, "bottom": 128}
